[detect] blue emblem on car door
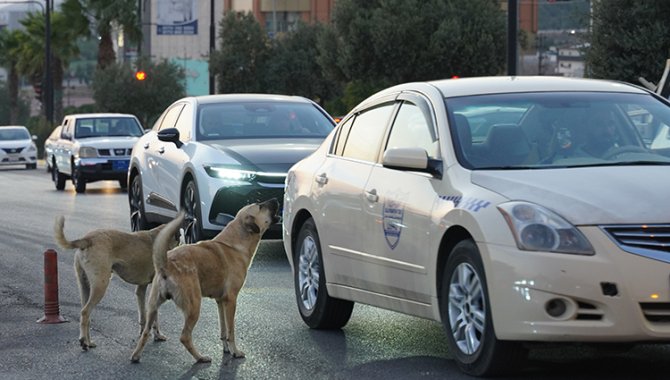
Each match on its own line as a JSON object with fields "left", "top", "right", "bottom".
{"left": 383, "top": 199, "right": 404, "bottom": 249}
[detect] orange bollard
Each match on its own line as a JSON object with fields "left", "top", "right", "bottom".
{"left": 37, "top": 249, "right": 68, "bottom": 324}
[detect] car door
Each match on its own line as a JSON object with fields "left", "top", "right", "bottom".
{"left": 362, "top": 94, "right": 441, "bottom": 303}
{"left": 55, "top": 118, "right": 74, "bottom": 175}
{"left": 314, "top": 98, "right": 397, "bottom": 289}
{"left": 142, "top": 102, "right": 185, "bottom": 215}
{"left": 156, "top": 102, "right": 194, "bottom": 209}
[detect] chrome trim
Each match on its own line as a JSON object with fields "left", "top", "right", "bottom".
{"left": 147, "top": 192, "right": 178, "bottom": 211}
{"left": 601, "top": 224, "right": 670, "bottom": 264}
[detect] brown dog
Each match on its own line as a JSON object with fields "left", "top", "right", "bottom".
{"left": 130, "top": 198, "right": 279, "bottom": 363}
{"left": 54, "top": 215, "right": 182, "bottom": 350}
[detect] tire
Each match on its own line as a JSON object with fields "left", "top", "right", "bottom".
{"left": 26, "top": 163, "right": 36, "bottom": 170}
{"left": 129, "top": 174, "right": 150, "bottom": 231}
{"left": 72, "top": 167, "right": 86, "bottom": 194}
{"left": 53, "top": 165, "right": 66, "bottom": 191}
{"left": 440, "top": 240, "right": 527, "bottom": 376}
{"left": 182, "top": 179, "right": 203, "bottom": 244}
{"left": 294, "top": 218, "right": 353, "bottom": 329}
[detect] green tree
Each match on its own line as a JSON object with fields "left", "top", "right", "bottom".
{"left": 92, "top": 58, "right": 186, "bottom": 127}
{"left": 66, "top": 0, "right": 141, "bottom": 69}
{"left": 0, "top": 81, "right": 30, "bottom": 125}
{"left": 211, "top": 12, "right": 269, "bottom": 93}
{"left": 15, "top": 6, "right": 88, "bottom": 123}
{"left": 265, "top": 22, "right": 335, "bottom": 105}
{"left": 319, "top": 0, "right": 506, "bottom": 107}
{"left": 586, "top": 0, "right": 670, "bottom": 84}
{"left": 0, "top": 29, "right": 24, "bottom": 124}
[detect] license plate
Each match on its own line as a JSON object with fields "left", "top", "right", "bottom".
{"left": 113, "top": 160, "right": 129, "bottom": 171}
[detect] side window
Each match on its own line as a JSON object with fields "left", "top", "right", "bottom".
{"left": 386, "top": 101, "right": 439, "bottom": 158}
{"left": 342, "top": 103, "right": 394, "bottom": 162}
{"left": 157, "top": 104, "right": 185, "bottom": 132}
{"left": 332, "top": 117, "right": 354, "bottom": 156}
{"left": 174, "top": 103, "right": 193, "bottom": 141}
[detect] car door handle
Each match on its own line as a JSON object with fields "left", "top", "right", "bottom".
{"left": 365, "top": 189, "right": 379, "bottom": 203}
{"left": 144, "top": 142, "right": 149, "bottom": 149}
{"left": 315, "top": 173, "right": 328, "bottom": 185}
{"left": 158, "top": 147, "right": 165, "bottom": 154}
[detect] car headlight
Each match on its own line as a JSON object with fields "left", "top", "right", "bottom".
{"left": 498, "top": 201, "right": 594, "bottom": 255}
{"left": 26, "top": 143, "right": 37, "bottom": 152}
{"left": 204, "top": 165, "right": 257, "bottom": 184}
{"left": 78, "top": 146, "right": 98, "bottom": 158}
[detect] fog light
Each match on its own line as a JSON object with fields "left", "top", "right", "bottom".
{"left": 545, "top": 298, "right": 568, "bottom": 318}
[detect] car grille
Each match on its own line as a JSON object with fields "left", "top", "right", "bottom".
{"left": 2, "top": 148, "right": 23, "bottom": 154}
{"left": 602, "top": 225, "right": 670, "bottom": 263}
{"left": 97, "top": 148, "right": 132, "bottom": 156}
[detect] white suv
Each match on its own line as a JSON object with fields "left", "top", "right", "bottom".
{"left": 51, "top": 113, "right": 144, "bottom": 193}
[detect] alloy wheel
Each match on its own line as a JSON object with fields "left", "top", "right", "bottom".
{"left": 448, "top": 262, "right": 486, "bottom": 355}
{"left": 297, "top": 234, "right": 320, "bottom": 312}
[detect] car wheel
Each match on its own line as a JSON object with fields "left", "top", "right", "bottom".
{"left": 294, "top": 218, "right": 354, "bottom": 329}
{"left": 26, "top": 163, "right": 36, "bottom": 170}
{"left": 182, "top": 179, "right": 203, "bottom": 244}
{"left": 440, "top": 239, "right": 527, "bottom": 377}
{"left": 129, "top": 174, "right": 150, "bottom": 231}
{"left": 72, "top": 169, "right": 86, "bottom": 194}
{"left": 53, "top": 165, "right": 66, "bottom": 191}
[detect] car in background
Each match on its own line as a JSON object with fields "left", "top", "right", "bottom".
{"left": 282, "top": 76, "right": 670, "bottom": 376}
{"left": 0, "top": 125, "right": 38, "bottom": 169}
{"left": 52, "top": 113, "right": 144, "bottom": 193}
{"left": 44, "top": 125, "right": 62, "bottom": 173}
{"left": 128, "top": 94, "right": 335, "bottom": 244}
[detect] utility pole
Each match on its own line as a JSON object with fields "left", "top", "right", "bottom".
{"left": 45, "top": 0, "right": 53, "bottom": 124}
{"left": 209, "top": 0, "right": 215, "bottom": 94}
{"left": 507, "top": 0, "right": 518, "bottom": 76}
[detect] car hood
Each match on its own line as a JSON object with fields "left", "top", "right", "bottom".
{"left": 0, "top": 139, "right": 32, "bottom": 148}
{"left": 206, "top": 138, "right": 324, "bottom": 172}
{"left": 76, "top": 136, "right": 139, "bottom": 148}
{"left": 471, "top": 166, "right": 670, "bottom": 225}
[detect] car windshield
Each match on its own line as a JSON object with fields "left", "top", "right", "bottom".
{"left": 75, "top": 117, "right": 143, "bottom": 138}
{"left": 0, "top": 127, "right": 30, "bottom": 141}
{"left": 196, "top": 102, "right": 334, "bottom": 141}
{"left": 446, "top": 92, "right": 670, "bottom": 169}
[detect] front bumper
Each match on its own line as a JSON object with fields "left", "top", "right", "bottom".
{"left": 205, "top": 179, "right": 285, "bottom": 239}
{"left": 0, "top": 150, "right": 37, "bottom": 165}
{"left": 75, "top": 157, "right": 129, "bottom": 181}
{"left": 484, "top": 226, "right": 670, "bottom": 342}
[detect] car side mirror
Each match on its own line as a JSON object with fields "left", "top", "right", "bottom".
{"left": 157, "top": 127, "right": 183, "bottom": 148}
{"left": 32, "top": 135, "right": 38, "bottom": 141}
{"left": 382, "top": 147, "right": 442, "bottom": 179}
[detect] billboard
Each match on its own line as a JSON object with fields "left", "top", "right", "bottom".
{"left": 157, "top": 0, "right": 198, "bottom": 35}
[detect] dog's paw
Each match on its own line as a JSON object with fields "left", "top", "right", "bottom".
{"left": 79, "top": 338, "right": 95, "bottom": 351}
{"left": 232, "top": 350, "right": 246, "bottom": 359}
{"left": 130, "top": 356, "right": 141, "bottom": 363}
{"left": 153, "top": 333, "right": 168, "bottom": 342}
{"left": 196, "top": 356, "right": 212, "bottom": 363}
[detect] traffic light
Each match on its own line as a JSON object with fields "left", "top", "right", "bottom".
{"left": 135, "top": 70, "right": 147, "bottom": 81}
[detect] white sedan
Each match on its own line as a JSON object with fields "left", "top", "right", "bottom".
{"left": 282, "top": 76, "right": 670, "bottom": 376}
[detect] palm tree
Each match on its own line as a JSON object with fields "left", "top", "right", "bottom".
{"left": 0, "top": 29, "right": 23, "bottom": 124}
{"left": 15, "top": 6, "right": 88, "bottom": 123}
{"left": 71, "top": 0, "right": 141, "bottom": 69}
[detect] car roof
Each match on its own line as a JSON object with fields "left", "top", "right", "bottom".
{"left": 183, "top": 94, "right": 316, "bottom": 106}
{"left": 0, "top": 125, "right": 28, "bottom": 129}
{"left": 64, "top": 113, "right": 138, "bottom": 118}
{"left": 376, "top": 76, "right": 649, "bottom": 99}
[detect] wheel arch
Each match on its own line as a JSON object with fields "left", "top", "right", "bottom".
{"left": 290, "top": 208, "right": 316, "bottom": 259}
{"left": 435, "top": 225, "right": 475, "bottom": 311}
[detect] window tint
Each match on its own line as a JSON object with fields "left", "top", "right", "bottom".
{"left": 341, "top": 103, "right": 394, "bottom": 162}
{"left": 386, "top": 101, "right": 439, "bottom": 158}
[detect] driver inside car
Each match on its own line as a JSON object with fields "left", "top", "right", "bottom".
{"left": 579, "top": 108, "right": 620, "bottom": 157}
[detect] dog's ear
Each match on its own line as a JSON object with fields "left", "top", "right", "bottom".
{"left": 243, "top": 215, "right": 261, "bottom": 234}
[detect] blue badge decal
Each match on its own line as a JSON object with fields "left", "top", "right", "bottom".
{"left": 383, "top": 199, "right": 404, "bottom": 250}
{"left": 439, "top": 195, "right": 490, "bottom": 212}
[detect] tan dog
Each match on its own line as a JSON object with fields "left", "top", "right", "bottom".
{"left": 130, "top": 198, "right": 280, "bottom": 363}
{"left": 54, "top": 215, "right": 182, "bottom": 350}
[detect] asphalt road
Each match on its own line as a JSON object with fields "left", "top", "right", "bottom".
{"left": 2, "top": 163, "right": 670, "bottom": 380}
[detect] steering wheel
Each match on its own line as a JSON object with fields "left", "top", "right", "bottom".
{"left": 602, "top": 145, "right": 649, "bottom": 159}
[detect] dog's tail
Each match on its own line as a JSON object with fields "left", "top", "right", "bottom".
{"left": 54, "top": 216, "right": 91, "bottom": 250}
{"left": 153, "top": 211, "right": 186, "bottom": 272}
